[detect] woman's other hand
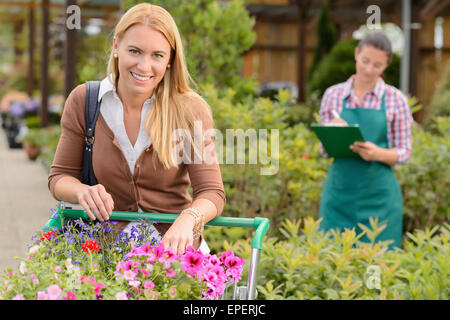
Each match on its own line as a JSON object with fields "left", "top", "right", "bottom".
{"left": 76, "top": 184, "right": 114, "bottom": 222}
{"left": 350, "top": 141, "right": 380, "bottom": 162}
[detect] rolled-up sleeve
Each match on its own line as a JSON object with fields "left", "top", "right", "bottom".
{"left": 48, "top": 84, "right": 86, "bottom": 199}
{"left": 391, "top": 93, "right": 413, "bottom": 165}
{"left": 185, "top": 95, "right": 226, "bottom": 216}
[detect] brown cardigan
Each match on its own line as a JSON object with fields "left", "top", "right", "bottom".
{"left": 48, "top": 83, "right": 225, "bottom": 234}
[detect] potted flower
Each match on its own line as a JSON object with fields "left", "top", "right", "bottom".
{"left": 0, "top": 217, "right": 245, "bottom": 300}
{"left": 21, "top": 128, "right": 42, "bottom": 161}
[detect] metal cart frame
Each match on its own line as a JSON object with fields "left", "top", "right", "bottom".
{"left": 44, "top": 201, "right": 270, "bottom": 300}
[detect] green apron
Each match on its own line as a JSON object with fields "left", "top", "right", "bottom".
{"left": 318, "top": 94, "right": 403, "bottom": 250}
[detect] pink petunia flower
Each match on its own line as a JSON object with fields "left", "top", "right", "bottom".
{"left": 139, "top": 243, "right": 154, "bottom": 255}
{"left": 159, "top": 257, "right": 171, "bottom": 269}
{"left": 94, "top": 282, "right": 105, "bottom": 294}
{"left": 143, "top": 281, "right": 155, "bottom": 290}
{"left": 37, "top": 291, "right": 48, "bottom": 300}
{"left": 207, "top": 254, "right": 221, "bottom": 266}
{"left": 12, "top": 294, "right": 25, "bottom": 300}
{"left": 224, "top": 256, "right": 245, "bottom": 269}
{"left": 181, "top": 248, "right": 204, "bottom": 277}
{"left": 219, "top": 250, "right": 235, "bottom": 263}
{"left": 123, "top": 270, "right": 137, "bottom": 281}
{"left": 115, "top": 292, "right": 128, "bottom": 300}
{"left": 146, "top": 255, "right": 156, "bottom": 264}
{"left": 138, "top": 268, "right": 148, "bottom": 277}
{"left": 47, "top": 284, "right": 62, "bottom": 300}
{"left": 152, "top": 243, "right": 165, "bottom": 259}
{"left": 63, "top": 291, "right": 76, "bottom": 300}
{"left": 165, "top": 249, "right": 178, "bottom": 262}
{"left": 166, "top": 268, "right": 176, "bottom": 277}
{"left": 79, "top": 276, "right": 96, "bottom": 285}
{"left": 169, "top": 287, "right": 177, "bottom": 298}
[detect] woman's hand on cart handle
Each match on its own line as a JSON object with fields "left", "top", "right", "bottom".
{"left": 76, "top": 184, "right": 114, "bottom": 222}
{"left": 161, "top": 213, "right": 195, "bottom": 256}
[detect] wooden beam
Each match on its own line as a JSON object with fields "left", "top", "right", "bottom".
{"left": 419, "top": 0, "right": 450, "bottom": 22}
{"left": 40, "top": 0, "right": 49, "bottom": 128}
{"left": 420, "top": 45, "right": 450, "bottom": 52}
{"left": 27, "top": 1, "right": 35, "bottom": 97}
{"left": 410, "top": 0, "right": 421, "bottom": 96}
{"left": 64, "top": 0, "right": 77, "bottom": 100}
{"left": 296, "top": 0, "right": 312, "bottom": 103}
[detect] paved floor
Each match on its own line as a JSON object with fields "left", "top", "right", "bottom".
{"left": 0, "top": 130, "right": 57, "bottom": 272}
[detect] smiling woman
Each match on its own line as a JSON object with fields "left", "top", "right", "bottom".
{"left": 112, "top": 24, "right": 171, "bottom": 106}
{"left": 48, "top": 3, "right": 225, "bottom": 256}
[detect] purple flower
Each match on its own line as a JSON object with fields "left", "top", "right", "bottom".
{"left": 24, "top": 100, "right": 40, "bottom": 112}
{"left": 9, "top": 102, "right": 24, "bottom": 117}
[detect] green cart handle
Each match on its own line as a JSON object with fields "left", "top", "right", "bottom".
{"left": 45, "top": 201, "right": 270, "bottom": 250}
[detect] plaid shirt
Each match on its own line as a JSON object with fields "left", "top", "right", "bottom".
{"left": 319, "top": 75, "right": 413, "bottom": 165}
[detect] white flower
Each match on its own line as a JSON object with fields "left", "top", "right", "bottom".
{"left": 28, "top": 245, "right": 40, "bottom": 255}
{"left": 65, "top": 258, "right": 74, "bottom": 271}
{"left": 19, "top": 261, "right": 27, "bottom": 275}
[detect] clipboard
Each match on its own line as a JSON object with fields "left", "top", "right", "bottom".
{"left": 311, "top": 124, "right": 365, "bottom": 158}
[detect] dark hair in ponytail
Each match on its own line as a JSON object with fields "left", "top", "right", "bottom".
{"left": 357, "top": 32, "right": 392, "bottom": 64}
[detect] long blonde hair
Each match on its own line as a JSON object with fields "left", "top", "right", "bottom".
{"left": 107, "top": 3, "right": 209, "bottom": 169}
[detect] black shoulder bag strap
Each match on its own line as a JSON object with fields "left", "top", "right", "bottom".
{"left": 81, "top": 81, "right": 101, "bottom": 186}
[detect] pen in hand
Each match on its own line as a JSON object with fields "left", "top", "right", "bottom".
{"left": 326, "top": 109, "right": 347, "bottom": 126}
{"left": 331, "top": 109, "right": 340, "bottom": 119}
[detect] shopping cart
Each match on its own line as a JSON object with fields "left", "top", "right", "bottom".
{"left": 44, "top": 201, "right": 270, "bottom": 300}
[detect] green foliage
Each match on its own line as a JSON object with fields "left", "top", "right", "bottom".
{"left": 25, "top": 116, "right": 41, "bottom": 129}
{"left": 394, "top": 118, "right": 450, "bottom": 232}
{"left": 123, "top": 0, "right": 258, "bottom": 99}
{"left": 19, "top": 125, "right": 61, "bottom": 170}
{"left": 36, "top": 126, "right": 61, "bottom": 172}
{"left": 220, "top": 217, "right": 449, "bottom": 300}
{"left": 203, "top": 80, "right": 449, "bottom": 237}
{"left": 21, "top": 128, "right": 43, "bottom": 147}
{"left": 307, "top": 0, "right": 337, "bottom": 81}
{"left": 201, "top": 85, "right": 329, "bottom": 232}
{"left": 307, "top": 38, "right": 400, "bottom": 98}
{"left": 76, "top": 32, "right": 110, "bottom": 84}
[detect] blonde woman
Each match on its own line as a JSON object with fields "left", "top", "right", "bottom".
{"left": 48, "top": 3, "right": 225, "bottom": 255}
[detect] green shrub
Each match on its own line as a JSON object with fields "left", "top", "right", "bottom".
{"left": 220, "top": 217, "right": 449, "bottom": 300}
{"left": 394, "top": 118, "right": 450, "bottom": 232}
{"left": 307, "top": 0, "right": 337, "bottom": 81}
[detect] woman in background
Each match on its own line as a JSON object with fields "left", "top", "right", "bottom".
{"left": 318, "top": 32, "right": 413, "bottom": 249}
